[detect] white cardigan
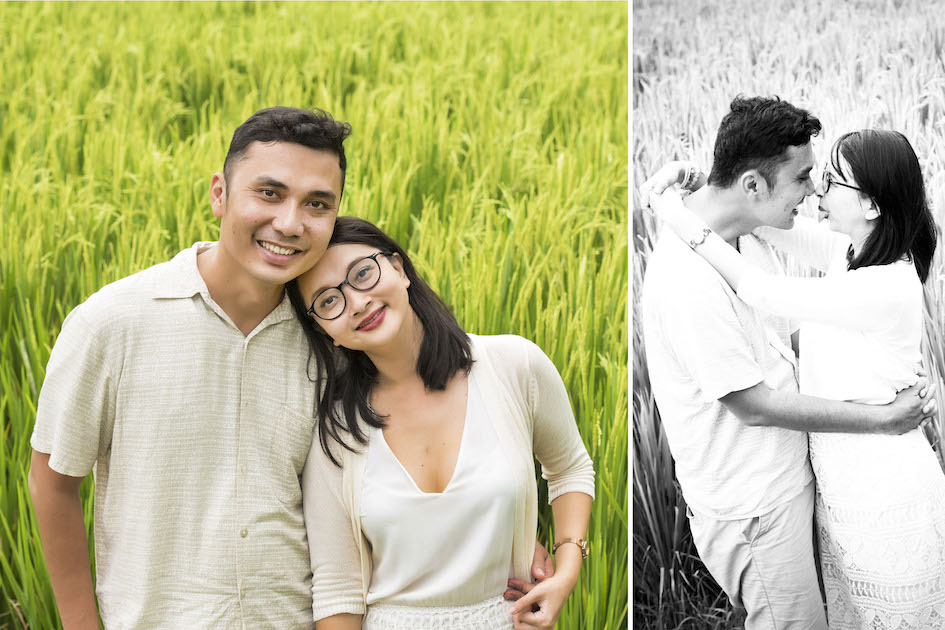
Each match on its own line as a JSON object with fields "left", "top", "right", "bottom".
{"left": 301, "top": 334, "right": 596, "bottom": 620}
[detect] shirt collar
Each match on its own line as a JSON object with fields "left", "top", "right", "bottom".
{"left": 150, "top": 242, "right": 298, "bottom": 326}
{"left": 151, "top": 242, "right": 214, "bottom": 299}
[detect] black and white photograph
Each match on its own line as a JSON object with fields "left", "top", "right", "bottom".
{"left": 633, "top": 0, "right": 945, "bottom": 628}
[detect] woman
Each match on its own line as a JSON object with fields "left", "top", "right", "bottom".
{"left": 645, "top": 130, "right": 945, "bottom": 627}
{"left": 287, "top": 216, "right": 594, "bottom": 629}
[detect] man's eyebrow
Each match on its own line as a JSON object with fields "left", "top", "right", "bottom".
{"left": 307, "top": 189, "right": 338, "bottom": 204}
{"left": 251, "top": 176, "right": 288, "bottom": 190}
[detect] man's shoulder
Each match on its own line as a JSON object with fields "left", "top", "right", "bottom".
{"left": 642, "top": 233, "right": 732, "bottom": 306}
{"left": 69, "top": 247, "right": 200, "bottom": 330}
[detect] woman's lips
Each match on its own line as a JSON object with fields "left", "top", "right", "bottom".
{"left": 357, "top": 306, "right": 386, "bottom": 331}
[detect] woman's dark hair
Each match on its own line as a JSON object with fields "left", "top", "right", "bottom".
{"left": 708, "top": 95, "right": 822, "bottom": 189}
{"left": 830, "top": 129, "right": 938, "bottom": 282}
{"left": 287, "top": 216, "right": 473, "bottom": 466}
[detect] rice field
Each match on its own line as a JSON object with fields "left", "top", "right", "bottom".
{"left": 0, "top": 2, "right": 628, "bottom": 628}
{"left": 633, "top": 0, "right": 945, "bottom": 626}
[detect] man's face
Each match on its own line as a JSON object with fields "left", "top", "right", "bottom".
{"left": 210, "top": 141, "right": 343, "bottom": 287}
{"left": 755, "top": 143, "right": 816, "bottom": 229}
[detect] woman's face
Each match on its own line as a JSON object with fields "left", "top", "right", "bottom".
{"left": 816, "top": 152, "right": 878, "bottom": 241}
{"left": 296, "top": 243, "right": 413, "bottom": 352}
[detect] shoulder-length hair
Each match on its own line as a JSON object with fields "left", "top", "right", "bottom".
{"left": 287, "top": 216, "right": 473, "bottom": 466}
{"left": 831, "top": 129, "right": 938, "bottom": 282}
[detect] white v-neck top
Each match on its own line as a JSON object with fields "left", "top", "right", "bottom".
{"left": 360, "top": 373, "right": 516, "bottom": 606}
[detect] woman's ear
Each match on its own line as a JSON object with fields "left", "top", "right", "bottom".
{"left": 864, "top": 200, "right": 881, "bottom": 221}
{"left": 389, "top": 253, "right": 410, "bottom": 287}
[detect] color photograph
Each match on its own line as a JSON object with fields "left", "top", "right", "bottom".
{"left": 0, "top": 2, "right": 627, "bottom": 629}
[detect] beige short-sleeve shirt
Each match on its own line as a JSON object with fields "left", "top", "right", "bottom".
{"left": 31, "top": 243, "right": 318, "bottom": 629}
{"left": 641, "top": 231, "right": 813, "bottom": 520}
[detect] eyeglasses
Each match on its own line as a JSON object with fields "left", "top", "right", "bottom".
{"left": 822, "top": 170, "right": 864, "bottom": 195}
{"left": 306, "top": 252, "right": 392, "bottom": 321}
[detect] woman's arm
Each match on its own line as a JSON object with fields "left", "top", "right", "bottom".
{"left": 753, "top": 218, "right": 849, "bottom": 272}
{"left": 508, "top": 493, "right": 592, "bottom": 628}
{"left": 301, "top": 438, "right": 366, "bottom": 624}
{"left": 638, "top": 160, "right": 707, "bottom": 201}
{"left": 642, "top": 160, "right": 847, "bottom": 271}
{"left": 649, "top": 190, "right": 902, "bottom": 331}
{"left": 507, "top": 339, "right": 595, "bottom": 629}
{"left": 315, "top": 615, "right": 362, "bottom": 630}
{"left": 648, "top": 188, "right": 756, "bottom": 291}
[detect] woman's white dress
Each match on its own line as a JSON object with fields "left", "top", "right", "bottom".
{"left": 301, "top": 334, "right": 596, "bottom": 628}
{"left": 741, "top": 218, "right": 945, "bottom": 629}
{"left": 359, "top": 373, "right": 516, "bottom": 629}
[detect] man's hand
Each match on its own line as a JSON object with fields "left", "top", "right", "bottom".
{"left": 884, "top": 377, "right": 937, "bottom": 435}
{"left": 503, "top": 540, "right": 554, "bottom": 601}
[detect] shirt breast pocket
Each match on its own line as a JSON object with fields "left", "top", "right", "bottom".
{"left": 268, "top": 405, "right": 317, "bottom": 506}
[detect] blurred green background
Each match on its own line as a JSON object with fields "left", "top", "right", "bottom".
{"left": 0, "top": 2, "right": 628, "bottom": 628}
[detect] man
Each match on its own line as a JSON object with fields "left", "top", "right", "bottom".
{"left": 28, "top": 106, "right": 551, "bottom": 629}
{"left": 640, "top": 96, "right": 935, "bottom": 629}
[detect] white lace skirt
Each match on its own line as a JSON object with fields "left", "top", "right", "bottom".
{"left": 362, "top": 595, "right": 514, "bottom": 630}
{"left": 810, "top": 431, "right": 945, "bottom": 629}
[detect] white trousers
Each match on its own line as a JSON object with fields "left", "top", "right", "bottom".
{"left": 688, "top": 481, "right": 828, "bottom": 630}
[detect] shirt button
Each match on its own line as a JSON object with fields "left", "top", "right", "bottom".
{"left": 240, "top": 529, "right": 248, "bottom": 538}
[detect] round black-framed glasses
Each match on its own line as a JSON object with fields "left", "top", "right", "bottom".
{"left": 306, "top": 251, "right": 393, "bottom": 321}
{"left": 822, "top": 170, "right": 864, "bottom": 195}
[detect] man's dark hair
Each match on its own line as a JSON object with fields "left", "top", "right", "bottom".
{"left": 707, "top": 96, "right": 822, "bottom": 189}
{"left": 223, "top": 106, "right": 352, "bottom": 195}
{"left": 286, "top": 216, "right": 473, "bottom": 466}
{"left": 832, "top": 129, "right": 938, "bottom": 282}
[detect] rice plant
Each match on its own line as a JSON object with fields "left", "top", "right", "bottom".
{"left": 0, "top": 2, "right": 628, "bottom": 628}
{"left": 633, "top": 0, "right": 945, "bottom": 625}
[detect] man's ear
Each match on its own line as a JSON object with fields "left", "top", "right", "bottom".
{"left": 739, "top": 170, "right": 769, "bottom": 197}
{"left": 209, "top": 173, "right": 227, "bottom": 219}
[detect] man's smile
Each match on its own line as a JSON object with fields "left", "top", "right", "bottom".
{"left": 258, "top": 240, "right": 301, "bottom": 256}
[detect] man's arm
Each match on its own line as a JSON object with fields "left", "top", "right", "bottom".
{"left": 722, "top": 379, "right": 936, "bottom": 434}
{"left": 27, "top": 450, "right": 99, "bottom": 630}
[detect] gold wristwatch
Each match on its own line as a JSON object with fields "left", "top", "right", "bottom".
{"left": 552, "top": 538, "right": 589, "bottom": 559}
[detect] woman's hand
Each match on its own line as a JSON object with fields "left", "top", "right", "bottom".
{"left": 507, "top": 573, "right": 574, "bottom": 630}
{"left": 639, "top": 160, "right": 700, "bottom": 210}
{"left": 646, "top": 188, "right": 709, "bottom": 244}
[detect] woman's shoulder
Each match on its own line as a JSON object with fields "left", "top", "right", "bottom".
{"left": 468, "top": 333, "right": 545, "bottom": 367}
{"left": 846, "top": 257, "right": 922, "bottom": 285}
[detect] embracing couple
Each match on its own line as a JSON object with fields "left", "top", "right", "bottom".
{"left": 28, "top": 107, "right": 595, "bottom": 630}
{"left": 641, "top": 96, "right": 945, "bottom": 628}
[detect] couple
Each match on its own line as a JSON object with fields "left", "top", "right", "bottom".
{"left": 641, "top": 96, "right": 945, "bottom": 628}
{"left": 28, "top": 106, "right": 595, "bottom": 629}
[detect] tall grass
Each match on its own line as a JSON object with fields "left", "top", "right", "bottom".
{"left": 633, "top": 0, "right": 945, "bottom": 626}
{"left": 0, "top": 2, "right": 628, "bottom": 628}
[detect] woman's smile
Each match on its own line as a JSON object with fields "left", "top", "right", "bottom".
{"left": 357, "top": 306, "right": 387, "bottom": 331}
